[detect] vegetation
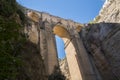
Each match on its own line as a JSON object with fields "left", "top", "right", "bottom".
{"left": 0, "top": 0, "right": 26, "bottom": 79}
{"left": 0, "top": 0, "right": 17, "bottom": 17}
{"left": 48, "top": 66, "right": 66, "bottom": 80}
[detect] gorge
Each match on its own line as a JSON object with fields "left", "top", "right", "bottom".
{"left": 0, "top": 0, "right": 120, "bottom": 80}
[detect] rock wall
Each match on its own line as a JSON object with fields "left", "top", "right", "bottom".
{"left": 98, "top": 0, "right": 120, "bottom": 22}
{"left": 59, "top": 58, "right": 71, "bottom": 80}
{"left": 19, "top": 41, "right": 47, "bottom": 80}
{"left": 17, "top": 6, "right": 47, "bottom": 80}
{"left": 80, "top": 23, "right": 120, "bottom": 80}
{"left": 80, "top": 0, "right": 120, "bottom": 79}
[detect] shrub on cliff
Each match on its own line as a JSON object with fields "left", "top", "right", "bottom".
{"left": 0, "top": 0, "right": 26, "bottom": 80}
{"left": 48, "top": 66, "right": 66, "bottom": 80}
{"left": 0, "top": 0, "right": 17, "bottom": 17}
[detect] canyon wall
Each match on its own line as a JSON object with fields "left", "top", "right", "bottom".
{"left": 80, "top": 0, "right": 120, "bottom": 80}
{"left": 97, "top": 0, "right": 120, "bottom": 22}
{"left": 81, "top": 24, "right": 120, "bottom": 80}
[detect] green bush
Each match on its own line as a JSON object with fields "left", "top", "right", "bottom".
{"left": 0, "top": 15, "right": 25, "bottom": 80}
{"left": 0, "top": 53, "right": 22, "bottom": 80}
{"left": 0, "top": 0, "right": 26, "bottom": 79}
{"left": 0, "top": 0, "right": 17, "bottom": 17}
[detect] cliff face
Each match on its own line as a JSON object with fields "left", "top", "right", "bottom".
{"left": 18, "top": 41, "right": 46, "bottom": 80}
{"left": 97, "top": 0, "right": 120, "bottom": 22}
{"left": 80, "top": 0, "right": 120, "bottom": 80}
{"left": 81, "top": 23, "right": 120, "bottom": 80}
{"left": 59, "top": 58, "right": 71, "bottom": 80}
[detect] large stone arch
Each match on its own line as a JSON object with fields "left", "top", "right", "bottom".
{"left": 26, "top": 10, "right": 101, "bottom": 80}
{"left": 53, "top": 24, "right": 82, "bottom": 80}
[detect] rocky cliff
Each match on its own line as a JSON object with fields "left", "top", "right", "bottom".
{"left": 80, "top": 0, "right": 120, "bottom": 80}
{"left": 59, "top": 58, "right": 71, "bottom": 80}
{"left": 96, "top": 0, "right": 120, "bottom": 22}
{"left": 81, "top": 23, "right": 120, "bottom": 80}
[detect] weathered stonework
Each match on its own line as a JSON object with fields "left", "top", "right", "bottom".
{"left": 23, "top": 8, "right": 100, "bottom": 80}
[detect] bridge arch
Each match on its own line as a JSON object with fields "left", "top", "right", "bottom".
{"left": 53, "top": 24, "right": 83, "bottom": 80}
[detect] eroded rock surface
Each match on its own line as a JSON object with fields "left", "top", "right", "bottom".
{"left": 80, "top": 0, "right": 120, "bottom": 79}
{"left": 80, "top": 23, "right": 120, "bottom": 80}
{"left": 98, "top": 0, "right": 120, "bottom": 22}
{"left": 59, "top": 58, "right": 71, "bottom": 80}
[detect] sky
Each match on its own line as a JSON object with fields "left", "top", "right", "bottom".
{"left": 17, "top": 0, "right": 105, "bottom": 59}
{"left": 55, "top": 36, "right": 65, "bottom": 59}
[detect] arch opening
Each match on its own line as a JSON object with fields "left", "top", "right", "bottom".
{"left": 53, "top": 25, "right": 70, "bottom": 59}
{"left": 53, "top": 25, "right": 83, "bottom": 80}
{"left": 55, "top": 35, "right": 66, "bottom": 59}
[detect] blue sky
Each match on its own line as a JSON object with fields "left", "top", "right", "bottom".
{"left": 55, "top": 36, "right": 65, "bottom": 59}
{"left": 17, "top": 0, "right": 105, "bottom": 59}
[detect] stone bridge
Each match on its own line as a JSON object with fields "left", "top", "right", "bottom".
{"left": 24, "top": 9, "right": 101, "bottom": 80}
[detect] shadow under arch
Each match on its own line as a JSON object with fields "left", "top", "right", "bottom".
{"left": 53, "top": 24, "right": 83, "bottom": 80}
